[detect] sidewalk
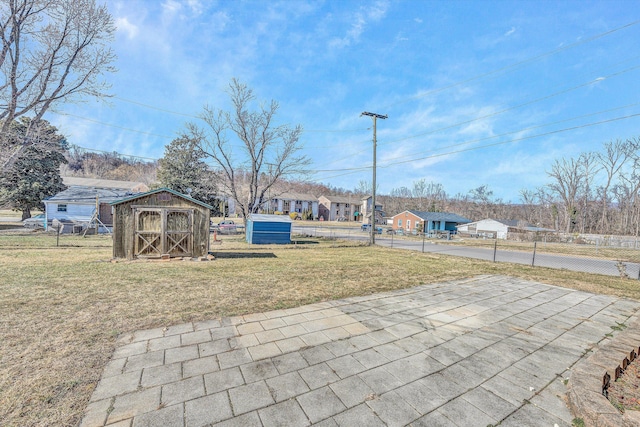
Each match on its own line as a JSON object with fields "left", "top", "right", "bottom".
{"left": 80, "top": 275, "right": 640, "bottom": 426}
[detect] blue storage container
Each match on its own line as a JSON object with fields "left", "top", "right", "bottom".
{"left": 246, "top": 214, "right": 293, "bottom": 244}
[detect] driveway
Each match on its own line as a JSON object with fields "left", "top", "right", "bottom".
{"left": 80, "top": 275, "right": 640, "bottom": 426}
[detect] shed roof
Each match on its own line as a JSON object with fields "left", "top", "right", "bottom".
{"left": 249, "top": 214, "right": 293, "bottom": 223}
{"left": 405, "top": 210, "right": 472, "bottom": 223}
{"left": 110, "top": 188, "right": 214, "bottom": 209}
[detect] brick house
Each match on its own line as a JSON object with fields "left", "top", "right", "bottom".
{"left": 391, "top": 210, "right": 471, "bottom": 235}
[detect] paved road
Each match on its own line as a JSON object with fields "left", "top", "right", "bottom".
{"left": 81, "top": 276, "right": 640, "bottom": 426}
{"left": 293, "top": 225, "right": 640, "bottom": 278}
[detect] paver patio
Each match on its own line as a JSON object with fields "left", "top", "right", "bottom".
{"left": 80, "top": 275, "right": 640, "bottom": 426}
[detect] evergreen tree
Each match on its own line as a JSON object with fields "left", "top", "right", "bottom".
{"left": 0, "top": 118, "right": 68, "bottom": 219}
{"left": 157, "top": 135, "right": 217, "bottom": 206}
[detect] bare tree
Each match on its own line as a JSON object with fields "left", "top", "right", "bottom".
{"left": 595, "top": 138, "right": 636, "bottom": 233}
{"left": 191, "top": 79, "right": 310, "bottom": 219}
{"left": 0, "top": 0, "right": 116, "bottom": 171}
{"left": 546, "top": 154, "right": 590, "bottom": 233}
{"left": 577, "top": 152, "right": 600, "bottom": 233}
{"left": 468, "top": 184, "right": 497, "bottom": 218}
{"left": 353, "top": 180, "right": 370, "bottom": 196}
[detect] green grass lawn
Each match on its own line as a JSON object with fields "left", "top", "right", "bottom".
{"left": 1, "top": 231, "right": 639, "bottom": 426}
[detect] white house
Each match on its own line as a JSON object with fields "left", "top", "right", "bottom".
{"left": 457, "top": 218, "right": 554, "bottom": 239}
{"left": 266, "top": 192, "right": 319, "bottom": 219}
{"left": 43, "top": 177, "right": 148, "bottom": 232}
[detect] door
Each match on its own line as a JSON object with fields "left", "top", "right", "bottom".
{"left": 134, "top": 208, "right": 194, "bottom": 258}
{"left": 135, "top": 209, "right": 162, "bottom": 257}
{"left": 165, "top": 210, "right": 192, "bottom": 257}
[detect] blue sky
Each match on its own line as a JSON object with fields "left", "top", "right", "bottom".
{"left": 45, "top": 0, "right": 640, "bottom": 202}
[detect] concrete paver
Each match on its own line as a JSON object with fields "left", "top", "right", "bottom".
{"left": 80, "top": 275, "right": 640, "bottom": 426}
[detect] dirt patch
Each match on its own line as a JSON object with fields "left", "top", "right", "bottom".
{"left": 609, "top": 355, "right": 640, "bottom": 413}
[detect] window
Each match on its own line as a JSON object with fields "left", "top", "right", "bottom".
{"left": 397, "top": 219, "right": 402, "bottom": 227}
{"left": 57, "top": 204, "right": 67, "bottom": 212}
{"left": 407, "top": 220, "right": 411, "bottom": 230}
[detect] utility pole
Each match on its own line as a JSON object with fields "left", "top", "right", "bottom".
{"left": 361, "top": 111, "right": 387, "bottom": 245}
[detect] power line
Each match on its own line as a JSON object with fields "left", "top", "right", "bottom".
{"left": 375, "top": 19, "right": 640, "bottom": 111}
{"left": 317, "top": 61, "right": 640, "bottom": 169}
{"left": 70, "top": 144, "right": 159, "bottom": 162}
{"left": 379, "top": 112, "right": 640, "bottom": 168}
{"left": 114, "top": 96, "right": 200, "bottom": 118}
{"left": 379, "top": 102, "right": 640, "bottom": 165}
{"left": 52, "top": 111, "right": 175, "bottom": 139}
{"left": 379, "top": 64, "right": 640, "bottom": 147}
{"left": 308, "top": 110, "right": 640, "bottom": 181}
{"left": 113, "top": 96, "right": 366, "bottom": 133}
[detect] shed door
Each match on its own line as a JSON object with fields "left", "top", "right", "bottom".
{"left": 134, "top": 208, "right": 194, "bottom": 258}
{"left": 165, "top": 210, "right": 192, "bottom": 257}
{"left": 135, "top": 209, "right": 162, "bottom": 257}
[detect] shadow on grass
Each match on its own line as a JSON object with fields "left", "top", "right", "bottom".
{"left": 215, "top": 252, "right": 278, "bottom": 259}
{"left": 291, "top": 240, "right": 320, "bottom": 245}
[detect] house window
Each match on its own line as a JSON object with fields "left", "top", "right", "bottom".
{"left": 397, "top": 219, "right": 402, "bottom": 227}
{"left": 57, "top": 204, "right": 67, "bottom": 212}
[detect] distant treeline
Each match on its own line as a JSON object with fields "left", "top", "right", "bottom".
{"left": 66, "top": 137, "right": 640, "bottom": 237}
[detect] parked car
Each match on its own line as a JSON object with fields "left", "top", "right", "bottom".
{"left": 23, "top": 213, "right": 45, "bottom": 229}
{"left": 217, "top": 220, "right": 238, "bottom": 234}
{"left": 361, "top": 224, "right": 383, "bottom": 234}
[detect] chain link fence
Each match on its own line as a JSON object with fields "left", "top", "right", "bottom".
{"left": 292, "top": 225, "right": 640, "bottom": 279}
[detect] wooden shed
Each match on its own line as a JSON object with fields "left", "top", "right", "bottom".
{"left": 246, "top": 214, "right": 292, "bottom": 244}
{"left": 111, "top": 188, "right": 212, "bottom": 260}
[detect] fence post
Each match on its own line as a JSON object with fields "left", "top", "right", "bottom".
{"left": 493, "top": 240, "right": 497, "bottom": 262}
{"left": 532, "top": 241, "right": 537, "bottom": 267}
{"left": 422, "top": 231, "right": 426, "bottom": 253}
{"left": 391, "top": 231, "right": 394, "bottom": 248}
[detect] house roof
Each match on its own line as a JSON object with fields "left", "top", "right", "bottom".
{"left": 62, "top": 176, "right": 149, "bottom": 191}
{"left": 461, "top": 218, "right": 555, "bottom": 232}
{"left": 273, "top": 192, "right": 317, "bottom": 202}
{"left": 319, "top": 195, "right": 361, "bottom": 204}
{"left": 404, "top": 210, "right": 472, "bottom": 223}
{"left": 110, "top": 188, "right": 214, "bottom": 210}
{"left": 44, "top": 186, "right": 134, "bottom": 204}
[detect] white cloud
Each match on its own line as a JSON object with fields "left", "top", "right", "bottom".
{"left": 414, "top": 17, "right": 423, "bottom": 24}
{"left": 162, "top": 0, "right": 181, "bottom": 15}
{"left": 329, "top": 0, "right": 389, "bottom": 48}
{"left": 115, "top": 17, "right": 139, "bottom": 39}
{"left": 504, "top": 26, "right": 516, "bottom": 37}
{"left": 186, "top": 0, "right": 203, "bottom": 15}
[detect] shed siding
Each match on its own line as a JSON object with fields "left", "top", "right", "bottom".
{"left": 112, "top": 190, "right": 210, "bottom": 259}
{"left": 246, "top": 215, "right": 292, "bottom": 244}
